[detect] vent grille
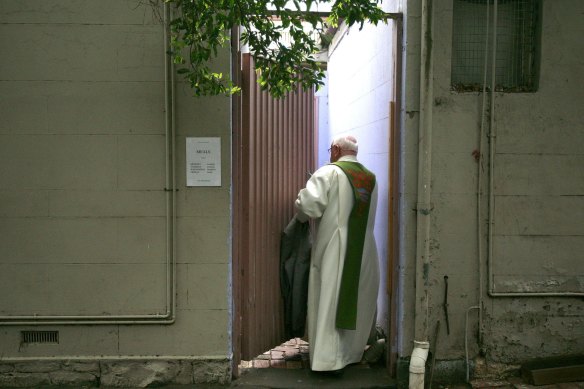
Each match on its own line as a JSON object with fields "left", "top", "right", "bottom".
{"left": 21, "top": 331, "right": 59, "bottom": 344}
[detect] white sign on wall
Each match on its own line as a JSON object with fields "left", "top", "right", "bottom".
{"left": 186, "top": 137, "right": 221, "bottom": 187}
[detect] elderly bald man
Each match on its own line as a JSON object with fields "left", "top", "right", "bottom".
{"left": 295, "top": 135, "right": 379, "bottom": 373}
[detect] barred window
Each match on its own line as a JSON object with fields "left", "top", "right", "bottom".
{"left": 451, "top": 0, "right": 540, "bottom": 92}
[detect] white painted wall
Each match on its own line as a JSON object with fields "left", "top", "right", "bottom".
{"left": 315, "top": 72, "right": 330, "bottom": 169}
{"left": 326, "top": 18, "right": 397, "bottom": 329}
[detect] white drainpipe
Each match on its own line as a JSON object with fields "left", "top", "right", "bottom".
{"left": 409, "top": 340, "right": 430, "bottom": 389}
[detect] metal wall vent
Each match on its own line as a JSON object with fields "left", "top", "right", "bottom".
{"left": 21, "top": 331, "right": 59, "bottom": 344}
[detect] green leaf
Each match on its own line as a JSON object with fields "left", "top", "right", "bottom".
{"left": 162, "top": 0, "right": 387, "bottom": 97}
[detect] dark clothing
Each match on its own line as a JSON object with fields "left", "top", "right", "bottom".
{"left": 280, "top": 217, "right": 311, "bottom": 339}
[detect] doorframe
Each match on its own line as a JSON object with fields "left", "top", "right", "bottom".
{"left": 232, "top": 17, "right": 404, "bottom": 378}
{"left": 387, "top": 15, "right": 404, "bottom": 377}
{"left": 231, "top": 26, "right": 243, "bottom": 378}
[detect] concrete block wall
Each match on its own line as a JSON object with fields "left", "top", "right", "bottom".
{"left": 0, "top": 0, "right": 231, "bottom": 384}
{"left": 482, "top": 0, "right": 584, "bottom": 361}
{"left": 402, "top": 0, "right": 584, "bottom": 368}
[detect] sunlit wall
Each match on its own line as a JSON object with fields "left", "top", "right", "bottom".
{"left": 324, "top": 18, "right": 396, "bottom": 330}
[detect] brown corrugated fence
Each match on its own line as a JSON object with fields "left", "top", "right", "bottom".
{"left": 233, "top": 54, "right": 315, "bottom": 363}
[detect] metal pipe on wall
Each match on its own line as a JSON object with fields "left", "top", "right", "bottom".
{"left": 473, "top": 0, "right": 491, "bottom": 348}
{"left": 465, "top": 305, "right": 480, "bottom": 382}
{"left": 486, "top": 0, "right": 499, "bottom": 299}
{"left": 485, "top": 0, "right": 583, "bottom": 298}
{"left": 165, "top": 0, "right": 178, "bottom": 322}
{"left": 413, "top": 0, "right": 434, "bottom": 342}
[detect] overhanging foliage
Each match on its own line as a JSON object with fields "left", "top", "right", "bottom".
{"left": 163, "top": 0, "right": 389, "bottom": 98}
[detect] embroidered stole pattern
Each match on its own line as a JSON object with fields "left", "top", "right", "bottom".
{"left": 332, "top": 161, "right": 376, "bottom": 330}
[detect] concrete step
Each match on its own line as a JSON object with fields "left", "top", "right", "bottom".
{"left": 232, "top": 365, "right": 396, "bottom": 388}
{"left": 521, "top": 355, "right": 584, "bottom": 386}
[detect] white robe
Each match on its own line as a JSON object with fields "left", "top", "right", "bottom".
{"left": 295, "top": 155, "right": 379, "bottom": 371}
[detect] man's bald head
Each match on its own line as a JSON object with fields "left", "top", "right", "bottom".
{"left": 329, "top": 135, "right": 358, "bottom": 162}
{"left": 332, "top": 135, "right": 358, "bottom": 154}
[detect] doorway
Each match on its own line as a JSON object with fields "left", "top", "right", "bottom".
{"left": 232, "top": 15, "right": 403, "bottom": 377}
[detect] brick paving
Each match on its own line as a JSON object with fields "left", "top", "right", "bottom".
{"left": 238, "top": 337, "right": 383, "bottom": 377}
{"left": 239, "top": 338, "right": 311, "bottom": 374}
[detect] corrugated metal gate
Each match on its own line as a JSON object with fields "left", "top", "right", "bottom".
{"left": 233, "top": 53, "right": 315, "bottom": 365}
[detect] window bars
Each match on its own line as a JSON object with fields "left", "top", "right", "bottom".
{"left": 451, "top": 0, "right": 540, "bottom": 92}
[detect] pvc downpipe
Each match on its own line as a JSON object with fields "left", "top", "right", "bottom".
{"left": 409, "top": 340, "right": 430, "bottom": 389}
{"left": 465, "top": 306, "right": 480, "bottom": 382}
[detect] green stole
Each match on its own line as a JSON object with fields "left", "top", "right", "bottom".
{"left": 332, "top": 161, "right": 376, "bottom": 330}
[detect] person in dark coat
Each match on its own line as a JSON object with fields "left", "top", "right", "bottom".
{"left": 280, "top": 216, "right": 311, "bottom": 339}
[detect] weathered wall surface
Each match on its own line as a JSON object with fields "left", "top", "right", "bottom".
{"left": 400, "top": 0, "right": 422, "bottom": 358}
{"left": 0, "top": 0, "right": 231, "bottom": 384}
{"left": 481, "top": 0, "right": 584, "bottom": 361}
{"left": 403, "top": 0, "right": 584, "bottom": 367}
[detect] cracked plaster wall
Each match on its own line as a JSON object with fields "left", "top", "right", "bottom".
{"left": 401, "top": 0, "right": 584, "bottom": 363}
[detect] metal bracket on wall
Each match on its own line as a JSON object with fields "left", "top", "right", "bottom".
{"left": 443, "top": 275, "right": 450, "bottom": 335}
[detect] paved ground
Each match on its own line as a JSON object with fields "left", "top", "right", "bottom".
{"left": 98, "top": 338, "right": 584, "bottom": 388}
{"left": 238, "top": 338, "right": 312, "bottom": 370}
{"left": 228, "top": 338, "right": 584, "bottom": 389}
{"left": 95, "top": 337, "right": 584, "bottom": 389}
{"left": 232, "top": 337, "right": 394, "bottom": 388}
{"left": 230, "top": 371, "right": 584, "bottom": 389}
{"left": 233, "top": 364, "right": 395, "bottom": 388}
{"left": 93, "top": 374, "right": 584, "bottom": 389}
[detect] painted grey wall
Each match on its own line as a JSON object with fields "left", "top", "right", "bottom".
{"left": 403, "top": 0, "right": 584, "bottom": 364}
{"left": 326, "top": 14, "right": 398, "bottom": 331}
{"left": 481, "top": 0, "right": 584, "bottom": 361}
{"left": 0, "top": 0, "right": 231, "bottom": 363}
